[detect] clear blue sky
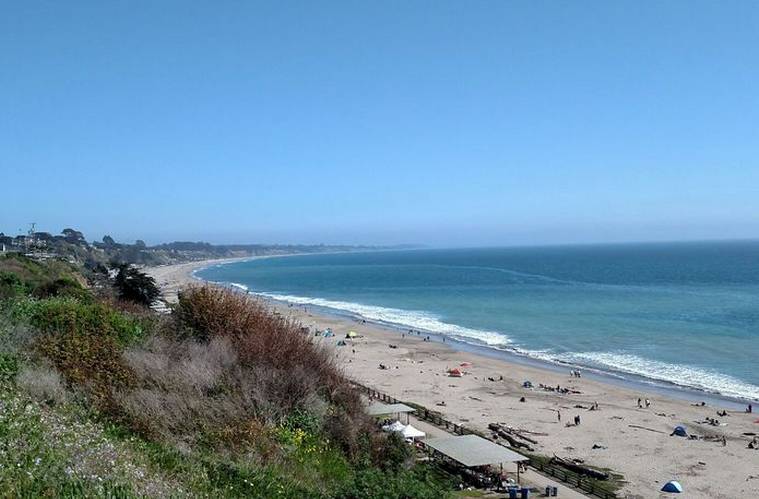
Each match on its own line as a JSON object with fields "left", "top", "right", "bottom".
{"left": 2, "top": 1, "right": 758, "bottom": 246}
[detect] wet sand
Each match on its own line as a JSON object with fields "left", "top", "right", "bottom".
{"left": 145, "top": 259, "right": 759, "bottom": 499}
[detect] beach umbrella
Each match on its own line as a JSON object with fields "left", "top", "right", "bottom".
{"left": 346, "top": 331, "right": 358, "bottom": 338}
{"left": 661, "top": 480, "right": 683, "bottom": 493}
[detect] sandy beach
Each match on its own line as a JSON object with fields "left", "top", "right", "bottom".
{"left": 145, "top": 259, "right": 759, "bottom": 499}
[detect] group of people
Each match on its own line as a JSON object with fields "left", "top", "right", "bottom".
{"left": 705, "top": 417, "right": 722, "bottom": 426}
{"left": 569, "top": 369, "right": 582, "bottom": 378}
{"left": 637, "top": 397, "right": 651, "bottom": 408}
{"left": 539, "top": 383, "right": 574, "bottom": 395}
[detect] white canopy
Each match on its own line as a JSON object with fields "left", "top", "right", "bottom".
{"left": 401, "top": 424, "right": 426, "bottom": 439}
{"left": 382, "top": 421, "right": 406, "bottom": 433}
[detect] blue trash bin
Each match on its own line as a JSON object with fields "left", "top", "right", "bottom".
{"left": 552, "top": 486, "right": 558, "bottom": 496}
{"left": 520, "top": 487, "right": 530, "bottom": 499}
{"left": 508, "top": 488, "right": 518, "bottom": 499}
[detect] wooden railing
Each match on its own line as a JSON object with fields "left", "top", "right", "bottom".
{"left": 353, "top": 381, "right": 619, "bottom": 499}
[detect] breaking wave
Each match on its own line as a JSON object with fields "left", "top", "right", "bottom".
{"left": 209, "top": 280, "right": 759, "bottom": 401}
{"left": 229, "top": 282, "right": 250, "bottom": 292}
{"left": 253, "top": 291, "right": 511, "bottom": 347}
{"left": 557, "top": 351, "right": 759, "bottom": 401}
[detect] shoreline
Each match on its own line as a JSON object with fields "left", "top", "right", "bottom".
{"left": 146, "top": 258, "right": 759, "bottom": 499}
{"left": 254, "top": 295, "right": 754, "bottom": 410}
{"left": 193, "top": 257, "right": 757, "bottom": 408}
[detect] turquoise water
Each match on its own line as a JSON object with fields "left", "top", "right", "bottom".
{"left": 196, "top": 242, "right": 759, "bottom": 401}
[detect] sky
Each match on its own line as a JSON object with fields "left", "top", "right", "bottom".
{"left": 1, "top": 1, "right": 758, "bottom": 247}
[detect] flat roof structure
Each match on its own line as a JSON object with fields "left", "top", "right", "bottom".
{"left": 424, "top": 434, "right": 528, "bottom": 467}
{"left": 366, "top": 402, "right": 416, "bottom": 416}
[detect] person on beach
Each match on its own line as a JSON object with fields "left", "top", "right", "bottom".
{"left": 637, "top": 398, "right": 642, "bottom": 408}
{"left": 748, "top": 404, "right": 753, "bottom": 413}
{"left": 557, "top": 411, "right": 561, "bottom": 422}
{"left": 645, "top": 398, "right": 651, "bottom": 408}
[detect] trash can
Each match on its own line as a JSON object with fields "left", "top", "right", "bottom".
{"left": 545, "top": 486, "right": 551, "bottom": 497}
{"left": 508, "top": 488, "right": 518, "bottom": 499}
{"left": 520, "top": 487, "right": 530, "bottom": 499}
{"left": 552, "top": 486, "right": 558, "bottom": 496}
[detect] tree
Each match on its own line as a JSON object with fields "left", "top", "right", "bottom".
{"left": 61, "top": 228, "right": 86, "bottom": 244}
{"left": 134, "top": 240, "right": 146, "bottom": 249}
{"left": 102, "top": 235, "right": 117, "bottom": 247}
{"left": 114, "top": 264, "right": 160, "bottom": 306}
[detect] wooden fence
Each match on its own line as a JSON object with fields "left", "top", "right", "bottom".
{"left": 354, "top": 382, "right": 618, "bottom": 499}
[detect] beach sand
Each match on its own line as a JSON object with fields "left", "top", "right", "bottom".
{"left": 145, "top": 259, "right": 759, "bottom": 499}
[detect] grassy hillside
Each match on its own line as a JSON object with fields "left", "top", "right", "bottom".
{"left": 0, "top": 254, "right": 451, "bottom": 498}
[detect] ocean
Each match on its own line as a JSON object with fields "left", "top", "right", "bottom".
{"left": 195, "top": 241, "right": 759, "bottom": 401}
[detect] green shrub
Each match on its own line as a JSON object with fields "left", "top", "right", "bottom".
{"left": 336, "top": 464, "right": 451, "bottom": 499}
{"left": 0, "top": 254, "right": 89, "bottom": 302}
{"left": 0, "top": 353, "right": 18, "bottom": 382}
{"left": 25, "top": 297, "right": 145, "bottom": 346}
{"left": 32, "top": 276, "right": 90, "bottom": 301}
{"left": 18, "top": 298, "right": 146, "bottom": 415}
{"left": 0, "top": 270, "right": 28, "bottom": 300}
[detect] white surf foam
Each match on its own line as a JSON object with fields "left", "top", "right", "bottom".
{"left": 560, "top": 351, "right": 759, "bottom": 401}
{"left": 212, "top": 280, "right": 759, "bottom": 401}
{"left": 229, "top": 282, "right": 250, "bottom": 292}
{"left": 254, "top": 291, "right": 511, "bottom": 347}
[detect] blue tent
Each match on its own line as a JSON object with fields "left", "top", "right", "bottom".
{"left": 671, "top": 425, "right": 687, "bottom": 437}
{"left": 661, "top": 480, "right": 683, "bottom": 493}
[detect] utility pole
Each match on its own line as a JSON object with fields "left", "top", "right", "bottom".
{"left": 26, "top": 222, "right": 37, "bottom": 254}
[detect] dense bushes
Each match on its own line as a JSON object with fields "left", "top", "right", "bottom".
{"left": 0, "top": 254, "right": 86, "bottom": 300}
{"left": 172, "top": 286, "right": 371, "bottom": 455}
{"left": 32, "top": 276, "right": 91, "bottom": 301}
{"left": 12, "top": 298, "right": 147, "bottom": 414}
{"left": 0, "top": 271, "right": 27, "bottom": 300}
{"left": 23, "top": 297, "right": 146, "bottom": 346}
{"left": 0, "top": 264, "right": 452, "bottom": 497}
